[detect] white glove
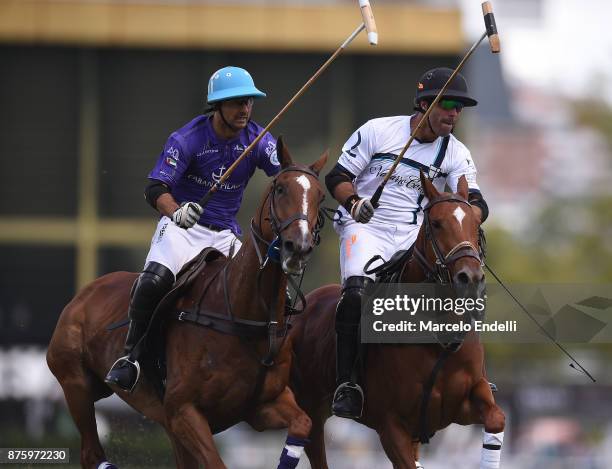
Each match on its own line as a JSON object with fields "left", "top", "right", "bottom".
{"left": 172, "top": 202, "right": 203, "bottom": 229}
{"left": 350, "top": 197, "right": 375, "bottom": 223}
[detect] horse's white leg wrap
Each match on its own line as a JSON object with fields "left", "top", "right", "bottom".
{"left": 480, "top": 430, "right": 504, "bottom": 468}
{"left": 97, "top": 462, "right": 118, "bottom": 469}
{"left": 415, "top": 461, "right": 425, "bottom": 469}
{"left": 277, "top": 436, "right": 308, "bottom": 469}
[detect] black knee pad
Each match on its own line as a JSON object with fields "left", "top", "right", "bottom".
{"left": 129, "top": 262, "right": 175, "bottom": 320}
{"left": 335, "top": 276, "right": 372, "bottom": 334}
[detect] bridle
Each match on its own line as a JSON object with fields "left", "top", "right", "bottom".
{"left": 250, "top": 165, "right": 326, "bottom": 269}
{"left": 413, "top": 194, "right": 484, "bottom": 285}
{"left": 173, "top": 165, "right": 332, "bottom": 370}
{"left": 247, "top": 165, "right": 329, "bottom": 366}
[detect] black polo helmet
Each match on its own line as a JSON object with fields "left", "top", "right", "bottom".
{"left": 414, "top": 67, "right": 478, "bottom": 108}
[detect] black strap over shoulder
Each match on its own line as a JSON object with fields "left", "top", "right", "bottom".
{"left": 427, "top": 135, "right": 450, "bottom": 180}
{"left": 370, "top": 135, "right": 450, "bottom": 181}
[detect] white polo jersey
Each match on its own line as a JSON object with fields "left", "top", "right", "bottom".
{"left": 337, "top": 115, "right": 480, "bottom": 226}
{"left": 334, "top": 115, "right": 481, "bottom": 281}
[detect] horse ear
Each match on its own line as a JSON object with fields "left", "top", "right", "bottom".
{"left": 276, "top": 135, "right": 294, "bottom": 169}
{"left": 419, "top": 170, "right": 439, "bottom": 200}
{"left": 309, "top": 149, "right": 328, "bottom": 176}
{"left": 457, "top": 175, "right": 469, "bottom": 200}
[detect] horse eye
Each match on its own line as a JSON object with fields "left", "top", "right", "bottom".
{"left": 275, "top": 185, "right": 285, "bottom": 195}
{"left": 431, "top": 219, "right": 442, "bottom": 229}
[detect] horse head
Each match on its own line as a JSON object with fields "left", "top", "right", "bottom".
{"left": 416, "top": 170, "right": 485, "bottom": 300}
{"left": 254, "top": 136, "right": 328, "bottom": 274}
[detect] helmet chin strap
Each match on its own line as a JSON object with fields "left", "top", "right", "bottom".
{"left": 217, "top": 104, "right": 241, "bottom": 134}
{"left": 426, "top": 113, "right": 436, "bottom": 136}
{"left": 421, "top": 102, "right": 454, "bottom": 139}
{"left": 419, "top": 102, "right": 438, "bottom": 139}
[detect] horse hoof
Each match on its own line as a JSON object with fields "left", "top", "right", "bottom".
{"left": 97, "top": 462, "right": 119, "bottom": 469}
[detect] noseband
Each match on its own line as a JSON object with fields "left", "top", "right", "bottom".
{"left": 413, "top": 194, "right": 483, "bottom": 284}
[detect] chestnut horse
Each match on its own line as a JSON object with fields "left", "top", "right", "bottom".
{"left": 289, "top": 173, "right": 505, "bottom": 469}
{"left": 47, "top": 139, "right": 328, "bottom": 469}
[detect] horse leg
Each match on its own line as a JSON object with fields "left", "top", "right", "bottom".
{"left": 164, "top": 401, "right": 226, "bottom": 469}
{"left": 50, "top": 369, "right": 111, "bottom": 468}
{"left": 165, "top": 429, "right": 199, "bottom": 469}
{"left": 47, "top": 337, "right": 115, "bottom": 469}
{"left": 377, "top": 418, "right": 417, "bottom": 469}
{"left": 471, "top": 378, "right": 505, "bottom": 469}
{"left": 247, "top": 386, "right": 312, "bottom": 469}
{"left": 412, "top": 442, "right": 424, "bottom": 469}
{"left": 303, "top": 410, "right": 329, "bottom": 469}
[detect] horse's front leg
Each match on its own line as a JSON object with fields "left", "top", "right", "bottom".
{"left": 471, "top": 377, "right": 505, "bottom": 469}
{"left": 377, "top": 416, "right": 417, "bottom": 469}
{"left": 247, "top": 386, "right": 312, "bottom": 469}
{"left": 163, "top": 398, "right": 226, "bottom": 469}
{"left": 165, "top": 428, "right": 200, "bottom": 469}
{"left": 412, "top": 441, "right": 425, "bottom": 468}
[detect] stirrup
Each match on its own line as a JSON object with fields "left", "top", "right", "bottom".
{"left": 332, "top": 382, "right": 364, "bottom": 419}
{"left": 105, "top": 355, "right": 141, "bottom": 393}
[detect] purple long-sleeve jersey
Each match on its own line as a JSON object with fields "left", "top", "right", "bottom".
{"left": 149, "top": 115, "right": 279, "bottom": 236}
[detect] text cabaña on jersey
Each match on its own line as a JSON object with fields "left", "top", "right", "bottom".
{"left": 187, "top": 174, "right": 242, "bottom": 191}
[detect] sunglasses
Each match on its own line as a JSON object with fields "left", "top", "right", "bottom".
{"left": 438, "top": 99, "right": 464, "bottom": 111}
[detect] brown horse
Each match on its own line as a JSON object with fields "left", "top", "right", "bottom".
{"left": 289, "top": 172, "right": 505, "bottom": 469}
{"left": 47, "top": 139, "right": 328, "bottom": 469}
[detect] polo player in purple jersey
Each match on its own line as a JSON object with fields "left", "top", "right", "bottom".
{"left": 105, "top": 66, "right": 280, "bottom": 392}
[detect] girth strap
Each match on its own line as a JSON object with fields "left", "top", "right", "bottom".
{"left": 417, "top": 349, "right": 451, "bottom": 444}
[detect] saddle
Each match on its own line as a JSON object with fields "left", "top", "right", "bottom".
{"left": 140, "top": 247, "right": 227, "bottom": 399}
{"left": 363, "top": 246, "right": 415, "bottom": 284}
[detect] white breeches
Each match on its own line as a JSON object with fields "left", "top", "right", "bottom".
{"left": 145, "top": 216, "right": 241, "bottom": 276}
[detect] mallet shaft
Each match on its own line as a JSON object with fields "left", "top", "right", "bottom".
{"left": 198, "top": 23, "right": 366, "bottom": 206}
{"left": 371, "top": 31, "right": 487, "bottom": 208}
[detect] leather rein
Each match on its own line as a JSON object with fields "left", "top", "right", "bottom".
{"left": 177, "top": 166, "right": 329, "bottom": 367}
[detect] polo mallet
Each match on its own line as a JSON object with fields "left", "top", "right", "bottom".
{"left": 370, "top": 1, "right": 499, "bottom": 208}
{"left": 198, "top": 1, "right": 378, "bottom": 208}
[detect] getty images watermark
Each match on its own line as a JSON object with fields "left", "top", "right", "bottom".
{"left": 361, "top": 284, "right": 612, "bottom": 344}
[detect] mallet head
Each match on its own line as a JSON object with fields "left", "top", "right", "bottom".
{"left": 482, "top": 1, "right": 500, "bottom": 53}
{"left": 358, "top": 0, "right": 378, "bottom": 45}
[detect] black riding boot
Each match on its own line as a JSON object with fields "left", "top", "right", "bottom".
{"left": 331, "top": 276, "right": 370, "bottom": 419}
{"left": 104, "top": 262, "right": 175, "bottom": 392}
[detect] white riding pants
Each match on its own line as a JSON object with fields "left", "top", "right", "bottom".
{"left": 335, "top": 218, "right": 420, "bottom": 282}
{"left": 145, "top": 216, "right": 241, "bottom": 276}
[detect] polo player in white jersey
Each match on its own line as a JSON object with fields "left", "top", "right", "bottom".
{"left": 324, "top": 68, "right": 490, "bottom": 419}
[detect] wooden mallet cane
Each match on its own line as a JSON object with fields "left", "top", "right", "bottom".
{"left": 370, "top": 1, "right": 499, "bottom": 208}
{"left": 198, "top": 1, "right": 379, "bottom": 208}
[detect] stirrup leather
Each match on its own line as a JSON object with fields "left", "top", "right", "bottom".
{"left": 106, "top": 355, "right": 141, "bottom": 393}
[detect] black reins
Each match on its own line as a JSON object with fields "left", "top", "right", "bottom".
{"left": 247, "top": 165, "right": 327, "bottom": 366}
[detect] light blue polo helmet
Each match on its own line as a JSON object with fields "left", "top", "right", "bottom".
{"left": 206, "top": 66, "right": 266, "bottom": 104}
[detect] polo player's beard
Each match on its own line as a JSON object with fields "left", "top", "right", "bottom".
{"left": 218, "top": 107, "right": 248, "bottom": 133}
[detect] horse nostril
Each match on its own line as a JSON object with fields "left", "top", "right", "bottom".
{"left": 456, "top": 271, "right": 470, "bottom": 285}
{"left": 283, "top": 240, "right": 295, "bottom": 253}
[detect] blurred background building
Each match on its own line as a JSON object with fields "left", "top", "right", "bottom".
{"left": 1, "top": 0, "right": 611, "bottom": 467}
